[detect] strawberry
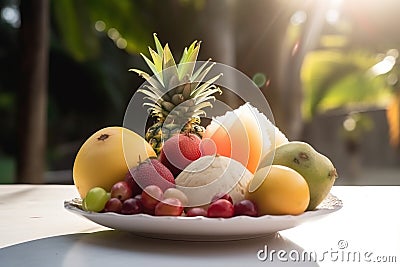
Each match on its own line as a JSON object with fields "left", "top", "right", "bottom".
{"left": 125, "top": 158, "right": 175, "bottom": 195}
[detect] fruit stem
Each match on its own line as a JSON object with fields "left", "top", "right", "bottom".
{"left": 97, "top": 134, "right": 109, "bottom": 141}
{"left": 299, "top": 152, "right": 309, "bottom": 160}
{"left": 329, "top": 168, "right": 338, "bottom": 179}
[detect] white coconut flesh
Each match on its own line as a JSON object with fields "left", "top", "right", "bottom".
{"left": 175, "top": 155, "right": 253, "bottom": 207}
{"left": 247, "top": 103, "right": 289, "bottom": 155}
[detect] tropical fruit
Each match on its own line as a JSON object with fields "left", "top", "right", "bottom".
{"left": 260, "top": 141, "right": 338, "bottom": 210}
{"left": 175, "top": 155, "right": 253, "bottom": 207}
{"left": 203, "top": 103, "right": 288, "bottom": 173}
{"left": 73, "top": 126, "right": 156, "bottom": 198}
{"left": 159, "top": 132, "right": 202, "bottom": 177}
{"left": 125, "top": 158, "right": 175, "bottom": 193}
{"left": 131, "top": 34, "right": 222, "bottom": 155}
{"left": 246, "top": 165, "right": 310, "bottom": 215}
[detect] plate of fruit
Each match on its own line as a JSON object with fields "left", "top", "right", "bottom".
{"left": 65, "top": 35, "right": 342, "bottom": 241}
{"left": 64, "top": 188, "right": 342, "bottom": 241}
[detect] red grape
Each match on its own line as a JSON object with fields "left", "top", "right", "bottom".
{"left": 124, "top": 171, "right": 142, "bottom": 196}
{"left": 207, "top": 199, "right": 234, "bottom": 218}
{"left": 186, "top": 207, "right": 207, "bottom": 217}
{"left": 111, "top": 181, "right": 132, "bottom": 201}
{"left": 143, "top": 207, "right": 155, "bottom": 215}
{"left": 234, "top": 199, "right": 258, "bottom": 217}
{"left": 104, "top": 198, "right": 122, "bottom": 213}
{"left": 141, "top": 185, "right": 163, "bottom": 211}
{"left": 155, "top": 198, "right": 183, "bottom": 216}
{"left": 211, "top": 193, "right": 233, "bottom": 204}
{"left": 121, "top": 198, "right": 143, "bottom": 215}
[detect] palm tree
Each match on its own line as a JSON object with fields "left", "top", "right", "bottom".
{"left": 16, "top": 0, "right": 49, "bottom": 183}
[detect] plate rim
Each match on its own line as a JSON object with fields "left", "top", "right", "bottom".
{"left": 64, "top": 199, "right": 342, "bottom": 221}
{"left": 64, "top": 193, "right": 342, "bottom": 224}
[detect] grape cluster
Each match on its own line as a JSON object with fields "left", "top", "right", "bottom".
{"left": 186, "top": 193, "right": 258, "bottom": 218}
{"left": 83, "top": 182, "right": 258, "bottom": 218}
{"left": 83, "top": 182, "right": 185, "bottom": 216}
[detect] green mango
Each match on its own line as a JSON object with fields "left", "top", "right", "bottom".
{"left": 259, "top": 141, "right": 338, "bottom": 210}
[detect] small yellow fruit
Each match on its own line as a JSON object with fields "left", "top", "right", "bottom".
{"left": 260, "top": 141, "right": 338, "bottom": 210}
{"left": 73, "top": 126, "right": 156, "bottom": 198}
{"left": 246, "top": 165, "right": 310, "bottom": 215}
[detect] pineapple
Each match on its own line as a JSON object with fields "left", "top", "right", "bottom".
{"left": 130, "top": 34, "right": 222, "bottom": 155}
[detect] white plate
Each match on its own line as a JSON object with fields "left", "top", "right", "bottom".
{"left": 64, "top": 194, "right": 342, "bottom": 241}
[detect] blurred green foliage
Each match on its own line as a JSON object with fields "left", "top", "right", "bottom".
{"left": 52, "top": 0, "right": 154, "bottom": 60}
{"left": 0, "top": 0, "right": 208, "bottom": 182}
{"left": 1, "top": 0, "right": 399, "bottom": 183}
{"left": 301, "top": 50, "right": 393, "bottom": 119}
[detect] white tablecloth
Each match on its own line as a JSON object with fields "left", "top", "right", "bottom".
{"left": 0, "top": 185, "right": 399, "bottom": 266}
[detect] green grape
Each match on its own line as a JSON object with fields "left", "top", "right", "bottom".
{"left": 82, "top": 198, "right": 88, "bottom": 210}
{"left": 83, "top": 187, "right": 110, "bottom": 212}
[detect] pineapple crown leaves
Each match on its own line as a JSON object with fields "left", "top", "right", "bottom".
{"left": 129, "top": 33, "right": 223, "bottom": 121}
{"left": 130, "top": 33, "right": 201, "bottom": 87}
